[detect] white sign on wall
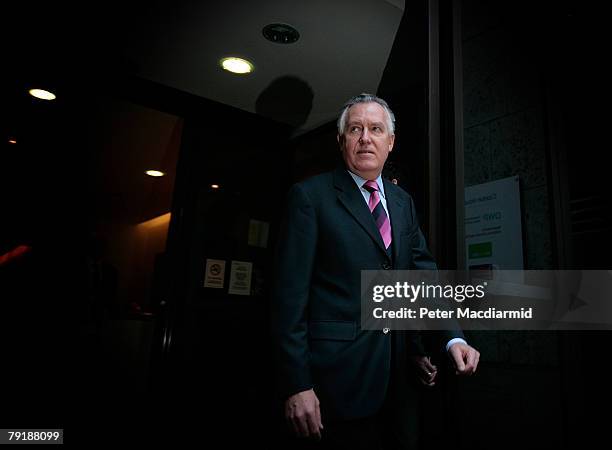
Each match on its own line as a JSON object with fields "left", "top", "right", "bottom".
{"left": 228, "top": 260, "right": 253, "bottom": 296}
{"left": 465, "top": 176, "right": 524, "bottom": 272}
{"left": 248, "top": 219, "right": 270, "bottom": 248}
{"left": 204, "top": 259, "right": 226, "bottom": 288}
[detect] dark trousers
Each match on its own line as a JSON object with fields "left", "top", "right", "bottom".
{"left": 284, "top": 379, "right": 421, "bottom": 450}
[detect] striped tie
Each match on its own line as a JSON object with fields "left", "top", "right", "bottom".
{"left": 363, "top": 180, "right": 392, "bottom": 249}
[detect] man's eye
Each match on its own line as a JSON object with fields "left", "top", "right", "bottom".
{"left": 372, "top": 127, "right": 382, "bottom": 132}
{"left": 350, "top": 126, "right": 361, "bottom": 133}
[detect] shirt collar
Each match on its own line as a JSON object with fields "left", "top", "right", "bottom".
{"left": 347, "top": 170, "right": 386, "bottom": 199}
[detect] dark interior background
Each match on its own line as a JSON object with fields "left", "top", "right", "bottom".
{"left": 1, "top": 0, "right": 610, "bottom": 447}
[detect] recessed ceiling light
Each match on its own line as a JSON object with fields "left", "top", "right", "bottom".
{"left": 146, "top": 170, "right": 165, "bottom": 177}
{"left": 262, "top": 23, "right": 300, "bottom": 44}
{"left": 29, "top": 88, "right": 56, "bottom": 100}
{"left": 211, "top": 184, "right": 220, "bottom": 189}
{"left": 220, "top": 57, "right": 254, "bottom": 74}
{"left": 8, "top": 139, "right": 17, "bottom": 144}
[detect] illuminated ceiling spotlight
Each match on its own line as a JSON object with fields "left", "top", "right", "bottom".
{"left": 145, "top": 170, "right": 165, "bottom": 177}
{"left": 28, "top": 88, "right": 56, "bottom": 100}
{"left": 220, "top": 57, "right": 254, "bottom": 74}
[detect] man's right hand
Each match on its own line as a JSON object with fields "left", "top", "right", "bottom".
{"left": 285, "top": 388, "right": 323, "bottom": 440}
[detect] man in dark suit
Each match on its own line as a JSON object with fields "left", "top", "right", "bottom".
{"left": 271, "top": 93, "right": 479, "bottom": 449}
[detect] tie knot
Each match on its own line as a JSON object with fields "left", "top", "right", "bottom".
{"left": 363, "top": 180, "right": 379, "bottom": 193}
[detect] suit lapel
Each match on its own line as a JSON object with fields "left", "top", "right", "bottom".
{"left": 382, "top": 178, "right": 407, "bottom": 264}
{"left": 333, "top": 168, "right": 388, "bottom": 256}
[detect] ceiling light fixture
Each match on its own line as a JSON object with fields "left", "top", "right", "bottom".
{"left": 220, "top": 57, "right": 254, "bottom": 74}
{"left": 146, "top": 170, "right": 165, "bottom": 177}
{"left": 211, "top": 184, "right": 220, "bottom": 189}
{"left": 8, "top": 139, "right": 17, "bottom": 144}
{"left": 29, "top": 88, "right": 56, "bottom": 100}
{"left": 262, "top": 23, "right": 300, "bottom": 44}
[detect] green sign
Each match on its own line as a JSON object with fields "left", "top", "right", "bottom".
{"left": 469, "top": 242, "right": 492, "bottom": 259}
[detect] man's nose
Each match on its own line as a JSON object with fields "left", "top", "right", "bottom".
{"left": 359, "top": 128, "right": 371, "bottom": 143}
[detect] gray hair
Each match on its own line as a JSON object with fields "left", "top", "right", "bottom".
{"left": 337, "top": 93, "right": 396, "bottom": 135}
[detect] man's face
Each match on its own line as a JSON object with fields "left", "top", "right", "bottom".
{"left": 338, "top": 102, "right": 395, "bottom": 179}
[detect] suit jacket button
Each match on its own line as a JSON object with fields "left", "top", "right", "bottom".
{"left": 382, "top": 262, "right": 391, "bottom": 270}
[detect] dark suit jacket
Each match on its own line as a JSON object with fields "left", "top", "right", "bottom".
{"left": 271, "top": 167, "right": 463, "bottom": 420}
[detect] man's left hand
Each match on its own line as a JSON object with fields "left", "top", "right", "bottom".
{"left": 410, "top": 355, "right": 437, "bottom": 387}
{"left": 448, "top": 342, "right": 480, "bottom": 375}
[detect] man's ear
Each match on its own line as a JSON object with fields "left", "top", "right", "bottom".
{"left": 388, "top": 134, "right": 395, "bottom": 152}
{"left": 337, "top": 134, "right": 344, "bottom": 148}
